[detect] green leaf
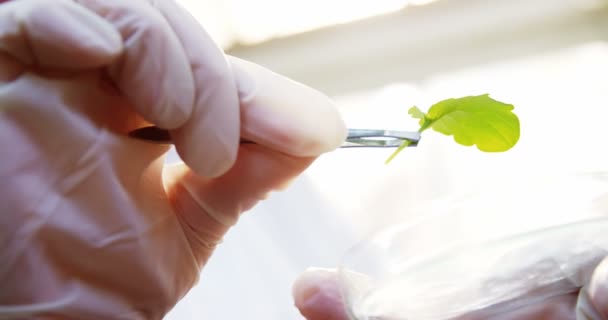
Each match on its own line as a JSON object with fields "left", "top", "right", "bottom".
{"left": 424, "top": 94, "right": 520, "bottom": 152}
{"left": 385, "top": 94, "right": 520, "bottom": 163}
{"left": 408, "top": 106, "right": 426, "bottom": 121}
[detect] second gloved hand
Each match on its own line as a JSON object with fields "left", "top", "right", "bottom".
{"left": 292, "top": 258, "right": 608, "bottom": 320}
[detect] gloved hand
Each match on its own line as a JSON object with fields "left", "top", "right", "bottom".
{"left": 292, "top": 258, "right": 608, "bottom": 320}
{"left": 0, "top": 0, "right": 346, "bottom": 318}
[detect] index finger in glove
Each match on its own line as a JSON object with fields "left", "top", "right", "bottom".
{"left": 151, "top": 0, "right": 240, "bottom": 177}
{"left": 76, "top": 0, "right": 240, "bottom": 178}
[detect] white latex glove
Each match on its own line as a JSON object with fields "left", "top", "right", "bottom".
{"left": 0, "top": 0, "right": 346, "bottom": 318}
{"left": 292, "top": 258, "right": 608, "bottom": 320}
{"left": 577, "top": 258, "right": 608, "bottom": 320}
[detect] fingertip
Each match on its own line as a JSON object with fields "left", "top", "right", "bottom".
{"left": 293, "top": 268, "right": 350, "bottom": 320}
{"left": 577, "top": 289, "right": 604, "bottom": 320}
{"left": 292, "top": 268, "right": 336, "bottom": 304}
{"left": 170, "top": 62, "right": 240, "bottom": 178}
{"left": 172, "top": 125, "right": 239, "bottom": 178}
{"left": 586, "top": 257, "right": 608, "bottom": 317}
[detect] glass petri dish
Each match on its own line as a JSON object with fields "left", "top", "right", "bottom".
{"left": 338, "top": 171, "right": 608, "bottom": 320}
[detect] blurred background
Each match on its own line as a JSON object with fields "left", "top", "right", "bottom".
{"left": 164, "top": 0, "right": 608, "bottom": 318}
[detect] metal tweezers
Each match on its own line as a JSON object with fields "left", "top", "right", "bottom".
{"left": 129, "top": 126, "right": 420, "bottom": 148}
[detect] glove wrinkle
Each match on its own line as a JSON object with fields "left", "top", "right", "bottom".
{"left": 0, "top": 289, "right": 79, "bottom": 319}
